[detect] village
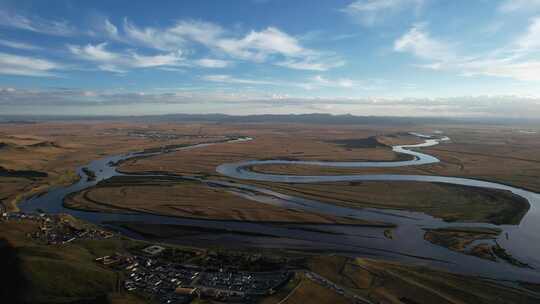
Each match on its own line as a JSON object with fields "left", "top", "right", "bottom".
{"left": 1, "top": 211, "right": 115, "bottom": 244}
{"left": 96, "top": 245, "right": 292, "bottom": 303}
{"left": 1, "top": 211, "right": 293, "bottom": 303}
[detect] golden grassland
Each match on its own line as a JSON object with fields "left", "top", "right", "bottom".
{"left": 65, "top": 177, "right": 382, "bottom": 225}
{"left": 0, "top": 121, "right": 241, "bottom": 211}
{"left": 238, "top": 181, "right": 529, "bottom": 225}
{"left": 265, "top": 273, "right": 355, "bottom": 304}
{"left": 117, "top": 124, "right": 409, "bottom": 176}
{"left": 246, "top": 126, "right": 540, "bottom": 193}
{"left": 306, "top": 255, "right": 540, "bottom": 304}
{"left": 114, "top": 124, "right": 535, "bottom": 225}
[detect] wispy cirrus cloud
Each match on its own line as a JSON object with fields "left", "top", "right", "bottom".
{"left": 119, "top": 19, "right": 343, "bottom": 71}
{"left": 201, "top": 74, "right": 383, "bottom": 91}
{"left": 311, "top": 75, "right": 355, "bottom": 88}
{"left": 68, "top": 43, "right": 119, "bottom": 61}
{"left": 122, "top": 19, "right": 221, "bottom": 51}
{"left": 276, "top": 56, "right": 345, "bottom": 71}
{"left": 515, "top": 17, "right": 540, "bottom": 52}
{"left": 394, "top": 19, "right": 540, "bottom": 81}
{"left": 103, "top": 19, "right": 119, "bottom": 38}
{"left": 68, "top": 42, "right": 185, "bottom": 72}
{"left": 499, "top": 0, "right": 540, "bottom": 12}
{"left": 0, "top": 38, "right": 42, "bottom": 50}
{"left": 0, "top": 52, "right": 61, "bottom": 76}
{"left": 0, "top": 10, "right": 343, "bottom": 73}
{"left": 0, "top": 9, "right": 76, "bottom": 36}
{"left": 202, "top": 74, "right": 278, "bottom": 85}
{"left": 394, "top": 23, "right": 454, "bottom": 61}
{"left": 195, "top": 58, "right": 231, "bottom": 68}
{"left": 342, "top": 0, "right": 425, "bottom": 27}
{"left": 68, "top": 42, "right": 232, "bottom": 72}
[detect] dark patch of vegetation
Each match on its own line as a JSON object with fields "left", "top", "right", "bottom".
{"left": 259, "top": 156, "right": 300, "bottom": 161}
{"left": 0, "top": 120, "right": 37, "bottom": 124}
{"left": 109, "top": 222, "right": 280, "bottom": 239}
{"left": 329, "top": 136, "right": 388, "bottom": 149}
{"left": 82, "top": 167, "right": 96, "bottom": 182}
{"left": 28, "top": 141, "right": 61, "bottom": 148}
{"left": 136, "top": 137, "right": 236, "bottom": 154}
{"left": 423, "top": 227, "right": 501, "bottom": 254}
{"left": 0, "top": 166, "right": 48, "bottom": 178}
{"left": 440, "top": 183, "right": 530, "bottom": 225}
{"left": 95, "top": 175, "right": 186, "bottom": 187}
{"left": 492, "top": 242, "right": 532, "bottom": 268}
{"left": 400, "top": 298, "right": 422, "bottom": 304}
{"left": 137, "top": 143, "right": 190, "bottom": 154}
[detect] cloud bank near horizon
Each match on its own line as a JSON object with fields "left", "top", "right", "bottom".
{"left": 2, "top": 87, "right": 540, "bottom": 118}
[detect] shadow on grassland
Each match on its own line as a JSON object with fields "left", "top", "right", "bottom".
{"left": 0, "top": 238, "right": 28, "bottom": 303}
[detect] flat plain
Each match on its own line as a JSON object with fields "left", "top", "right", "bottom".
{"left": 2, "top": 120, "right": 540, "bottom": 303}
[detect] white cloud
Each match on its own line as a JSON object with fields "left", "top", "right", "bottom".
{"left": 68, "top": 43, "right": 119, "bottom": 61}
{"left": 124, "top": 19, "right": 181, "bottom": 50}
{"left": 0, "top": 12, "right": 342, "bottom": 73}
{"left": 195, "top": 58, "right": 230, "bottom": 68}
{"left": 342, "top": 0, "right": 425, "bottom": 26}
{"left": 0, "top": 39, "right": 41, "bottom": 50}
{"left": 0, "top": 52, "right": 60, "bottom": 76}
{"left": 130, "top": 51, "right": 183, "bottom": 67}
{"left": 470, "top": 61, "right": 540, "bottom": 81}
{"left": 394, "top": 24, "right": 453, "bottom": 61}
{"left": 516, "top": 17, "right": 540, "bottom": 51}
{"left": 3, "top": 88, "right": 540, "bottom": 118}
{"left": 167, "top": 20, "right": 224, "bottom": 46}
{"left": 202, "top": 74, "right": 277, "bottom": 85}
{"left": 0, "top": 10, "right": 75, "bottom": 36}
{"left": 104, "top": 19, "right": 119, "bottom": 38}
{"left": 68, "top": 42, "right": 184, "bottom": 72}
{"left": 277, "top": 56, "right": 345, "bottom": 71}
{"left": 215, "top": 27, "right": 303, "bottom": 61}
{"left": 499, "top": 0, "right": 540, "bottom": 12}
{"left": 393, "top": 20, "right": 540, "bottom": 82}
{"left": 201, "top": 73, "right": 377, "bottom": 91}
{"left": 119, "top": 19, "right": 342, "bottom": 70}
{"left": 122, "top": 19, "right": 223, "bottom": 52}
{"left": 98, "top": 64, "right": 126, "bottom": 73}
{"left": 312, "top": 75, "right": 355, "bottom": 88}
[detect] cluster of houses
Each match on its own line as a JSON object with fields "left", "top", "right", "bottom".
{"left": 1, "top": 212, "right": 114, "bottom": 244}
{"left": 126, "top": 130, "right": 213, "bottom": 141}
{"left": 3, "top": 212, "right": 294, "bottom": 303}
{"left": 96, "top": 245, "right": 292, "bottom": 303}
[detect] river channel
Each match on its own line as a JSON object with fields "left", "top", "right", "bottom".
{"left": 19, "top": 134, "right": 540, "bottom": 284}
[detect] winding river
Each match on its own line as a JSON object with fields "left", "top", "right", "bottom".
{"left": 18, "top": 133, "right": 540, "bottom": 284}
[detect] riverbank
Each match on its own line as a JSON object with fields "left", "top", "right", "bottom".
{"left": 0, "top": 122, "right": 231, "bottom": 212}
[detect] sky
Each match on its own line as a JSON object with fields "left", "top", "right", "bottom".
{"left": 1, "top": 0, "right": 540, "bottom": 117}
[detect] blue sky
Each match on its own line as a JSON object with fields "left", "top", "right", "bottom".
{"left": 2, "top": 0, "right": 540, "bottom": 117}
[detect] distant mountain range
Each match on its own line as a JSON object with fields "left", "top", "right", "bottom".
{"left": 0, "top": 113, "right": 537, "bottom": 125}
